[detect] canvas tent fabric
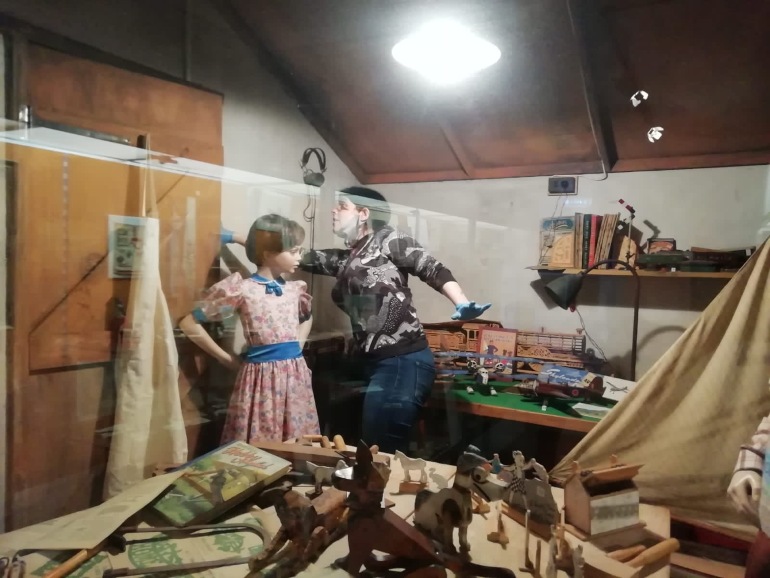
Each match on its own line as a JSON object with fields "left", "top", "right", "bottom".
{"left": 552, "top": 239, "right": 770, "bottom": 528}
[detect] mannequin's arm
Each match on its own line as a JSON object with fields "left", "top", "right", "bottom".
{"left": 728, "top": 416, "right": 770, "bottom": 518}
{"left": 179, "top": 314, "right": 241, "bottom": 371}
{"left": 298, "top": 316, "right": 313, "bottom": 349}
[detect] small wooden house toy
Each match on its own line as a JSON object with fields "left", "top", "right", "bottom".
{"left": 564, "top": 458, "right": 643, "bottom": 539}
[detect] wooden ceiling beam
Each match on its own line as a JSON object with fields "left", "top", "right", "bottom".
{"left": 208, "top": 0, "right": 367, "bottom": 183}
{"left": 437, "top": 120, "right": 477, "bottom": 179}
{"left": 565, "top": 0, "right": 619, "bottom": 173}
{"left": 613, "top": 151, "right": 770, "bottom": 173}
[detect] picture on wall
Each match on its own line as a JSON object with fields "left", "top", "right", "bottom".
{"left": 477, "top": 328, "right": 518, "bottom": 365}
{"left": 108, "top": 214, "right": 148, "bottom": 279}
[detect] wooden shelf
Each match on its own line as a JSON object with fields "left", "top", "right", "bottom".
{"left": 532, "top": 267, "right": 735, "bottom": 279}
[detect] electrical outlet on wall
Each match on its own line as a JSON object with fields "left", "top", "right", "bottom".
{"left": 547, "top": 176, "right": 577, "bottom": 196}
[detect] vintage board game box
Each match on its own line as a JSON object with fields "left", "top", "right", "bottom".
{"left": 149, "top": 440, "right": 291, "bottom": 526}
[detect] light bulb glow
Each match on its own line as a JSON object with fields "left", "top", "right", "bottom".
{"left": 392, "top": 20, "right": 501, "bottom": 85}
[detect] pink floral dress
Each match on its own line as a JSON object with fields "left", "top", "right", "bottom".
{"left": 194, "top": 272, "right": 320, "bottom": 443}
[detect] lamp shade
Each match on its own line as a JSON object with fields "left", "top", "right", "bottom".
{"left": 544, "top": 273, "right": 585, "bottom": 310}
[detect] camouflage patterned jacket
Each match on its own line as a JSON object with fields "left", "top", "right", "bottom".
{"left": 300, "top": 225, "right": 456, "bottom": 359}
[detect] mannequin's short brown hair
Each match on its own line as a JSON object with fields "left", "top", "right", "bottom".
{"left": 245, "top": 214, "right": 305, "bottom": 266}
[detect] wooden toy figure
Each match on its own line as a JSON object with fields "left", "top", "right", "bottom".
{"left": 467, "top": 367, "right": 497, "bottom": 396}
{"left": 502, "top": 451, "right": 559, "bottom": 539}
{"left": 331, "top": 441, "right": 514, "bottom": 578}
{"left": 413, "top": 446, "right": 505, "bottom": 554}
{"left": 305, "top": 459, "right": 347, "bottom": 497}
{"left": 479, "top": 367, "right": 498, "bottom": 396}
{"left": 523, "top": 458, "right": 549, "bottom": 485}
{"left": 249, "top": 483, "right": 348, "bottom": 577}
{"left": 489, "top": 453, "right": 503, "bottom": 474}
{"left": 545, "top": 528, "right": 558, "bottom": 578}
{"left": 393, "top": 450, "right": 428, "bottom": 493}
{"left": 572, "top": 545, "right": 585, "bottom": 578}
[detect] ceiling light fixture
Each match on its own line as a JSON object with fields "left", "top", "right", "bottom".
{"left": 392, "top": 20, "right": 501, "bottom": 85}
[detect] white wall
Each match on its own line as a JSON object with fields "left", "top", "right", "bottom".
{"left": 186, "top": 0, "right": 355, "bottom": 331}
{"left": 760, "top": 168, "right": 770, "bottom": 244}
{"left": 377, "top": 165, "right": 770, "bottom": 378}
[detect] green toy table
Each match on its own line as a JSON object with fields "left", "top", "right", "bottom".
{"left": 430, "top": 380, "right": 605, "bottom": 433}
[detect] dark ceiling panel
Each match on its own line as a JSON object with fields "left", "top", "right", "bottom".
{"left": 602, "top": 0, "right": 770, "bottom": 169}
{"left": 225, "top": 0, "right": 770, "bottom": 182}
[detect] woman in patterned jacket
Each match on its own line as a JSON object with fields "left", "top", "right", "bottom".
{"left": 300, "top": 186, "right": 490, "bottom": 453}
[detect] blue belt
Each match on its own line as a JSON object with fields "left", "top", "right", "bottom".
{"left": 242, "top": 341, "right": 302, "bottom": 363}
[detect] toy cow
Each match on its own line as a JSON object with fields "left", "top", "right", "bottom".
{"left": 466, "top": 366, "right": 498, "bottom": 396}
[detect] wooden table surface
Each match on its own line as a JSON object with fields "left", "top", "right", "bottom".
{"left": 5, "top": 450, "right": 669, "bottom": 578}
{"left": 254, "top": 454, "right": 670, "bottom": 578}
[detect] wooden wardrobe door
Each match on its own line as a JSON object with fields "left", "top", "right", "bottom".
{"left": 7, "top": 44, "right": 224, "bottom": 529}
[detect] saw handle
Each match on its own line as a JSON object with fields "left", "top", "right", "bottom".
{"left": 608, "top": 544, "right": 646, "bottom": 562}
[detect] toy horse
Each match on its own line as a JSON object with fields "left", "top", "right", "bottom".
{"left": 394, "top": 450, "right": 428, "bottom": 484}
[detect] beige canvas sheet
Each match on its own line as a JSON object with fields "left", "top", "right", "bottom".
{"left": 103, "top": 166, "right": 188, "bottom": 498}
{"left": 552, "top": 240, "right": 770, "bottom": 528}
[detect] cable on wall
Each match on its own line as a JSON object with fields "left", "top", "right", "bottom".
{"left": 566, "top": 0, "right": 609, "bottom": 182}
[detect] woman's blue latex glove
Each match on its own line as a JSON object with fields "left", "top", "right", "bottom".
{"left": 451, "top": 301, "right": 491, "bottom": 321}
{"left": 220, "top": 225, "right": 235, "bottom": 245}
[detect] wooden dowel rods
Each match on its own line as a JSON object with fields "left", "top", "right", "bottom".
{"left": 628, "top": 538, "right": 680, "bottom": 568}
{"left": 42, "top": 541, "right": 105, "bottom": 578}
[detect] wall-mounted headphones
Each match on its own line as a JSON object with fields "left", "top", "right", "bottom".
{"left": 300, "top": 147, "right": 327, "bottom": 187}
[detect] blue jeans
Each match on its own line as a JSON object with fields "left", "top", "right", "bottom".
{"left": 361, "top": 347, "right": 436, "bottom": 454}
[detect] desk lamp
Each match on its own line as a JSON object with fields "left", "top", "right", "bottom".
{"left": 543, "top": 259, "right": 640, "bottom": 381}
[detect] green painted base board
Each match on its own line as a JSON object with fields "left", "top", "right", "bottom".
{"left": 441, "top": 381, "right": 605, "bottom": 423}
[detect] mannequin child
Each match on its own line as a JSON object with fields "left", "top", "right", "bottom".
{"left": 179, "top": 214, "right": 320, "bottom": 444}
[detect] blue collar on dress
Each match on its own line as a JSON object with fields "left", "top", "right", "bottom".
{"left": 250, "top": 273, "right": 285, "bottom": 296}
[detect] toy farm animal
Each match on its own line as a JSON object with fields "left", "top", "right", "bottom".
{"left": 413, "top": 446, "right": 505, "bottom": 554}
{"left": 305, "top": 459, "right": 347, "bottom": 496}
{"left": 332, "top": 442, "right": 514, "bottom": 578}
{"left": 248, "top": 483, "right": 348, "bottom": 577}
{"left": 394, "top": 450, "right": 428, "bottom": 484}
{"left": 466, "top": 367, "right": 498, "bottom": 396}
